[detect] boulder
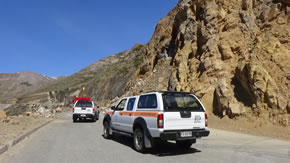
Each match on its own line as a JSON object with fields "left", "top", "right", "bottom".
{"left": 24, "top": 112, "right": 32, "bottom": 116}
{"left": 278, "top": 97, "right": 287, "bottom": 110}
{"left": 37, "top": 106, "right": 46, "bottom": 114}
{"left": 56, "top": 107, "right": 62, "bottom": 113}
{"left": 51, "top": 109, "right": 56, "bottom": 114}
{"left": 228, "top": 103, "right": 246, "bottom": 117}
{"left": 0, "top": 110, "right": 7, "bottom": 120}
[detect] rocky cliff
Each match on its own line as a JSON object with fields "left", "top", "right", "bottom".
{"left": 126, "top": 0, "right": 290, "bottom": 126}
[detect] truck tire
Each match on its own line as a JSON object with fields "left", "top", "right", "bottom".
{"left": 176, "top": 140, "right": 193, "bottom": 149}
{"left": 73, "top": 117, "right": 77, "bottom": 123}
{"left": 103, "top": 121, "right": 111, "bottom": 139}
{"left": 92, "top": 115, "right": 97, "bottom": 122}
{"left": 133, "top": 128, "right": 146, "bottom": 153}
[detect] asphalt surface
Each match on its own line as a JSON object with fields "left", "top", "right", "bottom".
{"left": 1, "top": 112, "right": 290, "bottom": 163}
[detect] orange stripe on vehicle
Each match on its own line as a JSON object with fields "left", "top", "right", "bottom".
{"left": 134, "top": 112, "right": 158, "bottom": 117}
{"left": 119, "top": 111, "right": 131, "bottom": 116}
{"left": 106, "top": 111, "right": 113, "bottom": 115}
{"left": 119, "top": 111, "right": 158, "bottom": 118}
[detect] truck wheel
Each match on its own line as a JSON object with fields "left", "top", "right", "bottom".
{"left": 92, "top": 116, "right": 97, "bottom": 122}
{"left": 73, "top": 118, "right": 77, "bottom": 123}
{"left": 103, "top": 121, "right": 111, "bottom": 139}
{"left": 176, "top": 140, "right": 193, "bottom": 149}
{"left": 133, "top": 128, "right": 146, "bottom": 153}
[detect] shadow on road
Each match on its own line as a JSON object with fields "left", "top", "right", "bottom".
{"left": 107, "top": 134, "right": 201, "bottom": 157}
{"left": 73, "top": 119, "right": 99, "bottom": 123}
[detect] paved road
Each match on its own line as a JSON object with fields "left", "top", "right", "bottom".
{"left": 1, "top": 112, "right": 290, "bottom": 163}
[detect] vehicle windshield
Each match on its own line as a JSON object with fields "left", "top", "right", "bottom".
{"left": 75, "top": 100, "right": 93, "bottom": 107}
{"left": 162, "top": 93, "right": 204, "bottom": 112}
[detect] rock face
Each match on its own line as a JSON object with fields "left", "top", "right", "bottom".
{"left": 127, "top": 0, "right": 290, "bottom": 126}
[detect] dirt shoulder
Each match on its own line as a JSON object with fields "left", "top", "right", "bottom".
{"left": 208, "top": 114, "right": 290, "bottom": 141}
{"left": 0, "top": 115, "right": 54, "bottom": 146}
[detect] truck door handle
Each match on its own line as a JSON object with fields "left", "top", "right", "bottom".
{"left": 129, "top": 114, "right": 132, "bottom": 116}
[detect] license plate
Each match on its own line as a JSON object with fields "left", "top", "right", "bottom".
{"left": 180, "top": 131, "right": 192, "bottom": 137}
{"left": 80, "top": 114, "right": 86, "bottom": 117}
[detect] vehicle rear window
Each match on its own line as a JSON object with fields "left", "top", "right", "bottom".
{"left": 138, "top": 94, "right": 157, "bottom": 109}
{"left": 75, "top": 100, "right": 93, "bottom": 107}
{"left": 162, "top": 93, "right": 204, "bottom": 112}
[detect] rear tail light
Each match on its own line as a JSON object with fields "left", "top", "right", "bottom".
{"left": 93, "top": 108, "right": 95, "bottom": 112}
{"left": 205, "top": 112, "right": 208, "bottom": 127}
{"left": 157, "top": 114, "right": 164, "bottom": 128}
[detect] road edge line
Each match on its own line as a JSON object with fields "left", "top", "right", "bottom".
{"left": 0, "top": 119, "right": 54, "bottom": 156}
{"left": 0, "top": 145, "right": 8, "bottom": 155}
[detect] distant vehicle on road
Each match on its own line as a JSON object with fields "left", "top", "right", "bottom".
{"left": 103, "top": 91, "right": 210, "bottom": 152}
{"left": 73, "top": 98, "right": 99, "bottom": 122}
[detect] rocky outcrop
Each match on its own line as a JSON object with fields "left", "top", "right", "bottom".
{"left": 127, "top": 0, "right": 290, "bottom": 126}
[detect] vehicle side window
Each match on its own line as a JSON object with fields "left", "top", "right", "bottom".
{"left": 127, "top": 98, "right": 136, "bottom": 111}
{"left": 116, "top": 99, "right": 127, "bottom": 111}
{"left": 138, "top": 94, "right": 157, "bottom": 109}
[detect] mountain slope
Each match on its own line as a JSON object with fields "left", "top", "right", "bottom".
{"left": 5, "top": 44, "right": 144, "bottom": 115}
{"left": 0, "top": 71, "right": 56, "bottom": 102}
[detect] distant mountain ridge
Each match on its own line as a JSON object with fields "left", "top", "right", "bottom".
{"left": 0, "top": 71, "right": 56, "bottom": 102}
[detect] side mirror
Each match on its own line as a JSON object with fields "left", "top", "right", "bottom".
{"left": 111, "top": 106, "right": 116, "bottom": 110}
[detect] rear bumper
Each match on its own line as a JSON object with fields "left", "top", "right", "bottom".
{"left": 73, "top": 113, "right": 95, "bottom": 119}
{"left": 160, "top": 129, "right": 210, "bottom": 141}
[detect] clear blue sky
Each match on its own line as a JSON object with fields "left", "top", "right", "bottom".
{"left": 0, "top": 0, "right": 177, "bottom": 77}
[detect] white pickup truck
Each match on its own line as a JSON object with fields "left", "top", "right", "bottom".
{"left": 103, "top": 91, "right": 210, "bottom": 152}
{"left": 73, "top": 100, "right": 99, "bottom": 122}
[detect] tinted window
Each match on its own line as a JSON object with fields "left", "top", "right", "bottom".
{"left": 127, "top": 98, "right": 136, "bottom": 111}
{"left": 75, "top": 100, "right": 93, "bottom": 107}
{"left": 138, "top": 94, "right": 157, "bottom": 109}
{"left": 116, "top": 99, "right": 127, "bottom": 111}
{"left": 162, "top": 93, "right": 204, "bottom": 112}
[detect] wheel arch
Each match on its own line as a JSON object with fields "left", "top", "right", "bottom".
{"left": 103, "top": 114, "right": 111, "bottom": 124}
{"left": 133, "top": 117, "right": 152, "bottom": 138}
